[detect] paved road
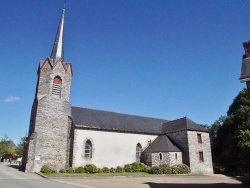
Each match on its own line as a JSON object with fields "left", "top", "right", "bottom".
{"left": 0, "top": 163, "right": 84, "bottom": 188}
{"left": 56, "top": 174, "right": 242, "bottom": 188}
{"left": 0, "top": 162, "right": 242, "bottom": 188}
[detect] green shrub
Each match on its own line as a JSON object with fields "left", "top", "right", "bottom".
{"left": 159, "top": 164, "right": 171, "bottom": 174}
{"left": 116, "top": 166, "right": 124, "bottom": 173}
{"left": 84, "top": 164, "right": 98, "bottom": 173}
{"left": 59, "top": 169, "right": 66, "bottom": 173}
{"left": 130, "top": 162, "right": 146, "bottom": 172}
{"left": 40, "top": 165, "right": 56, "bottom": 174}
{"left": 110, "top": 167, "right": 116, "bottom": 173}
{"left": 171, "top": 164, "right": 190, "bottom": 174}
{"left": 148, "top": 164, "right": 190, "bottom": 174}
{"left": 101, "top": 167, "right": 110, "bottom": 173}
{"left": 145, "top": 166, "right": 152, "bottom": 173}
{"left": 148, "top": 166, "right": 160, "bottom": 174}
{"left": 124, "top": 164, "right": 133, "bottom": 172}
{"left": 96, "top": 168, "right": 102, "bottom": 173}
{"left": 66, "top": 167, "right": 75, "bottom": 173}
{"left": 124, "top": 162, "right": 146, "bottom": 172}
{"left": 241, "top": 174, "right": 250, "bottom": 188}
{"left": 75, "top": 166, "right": 85, "bottom": 173}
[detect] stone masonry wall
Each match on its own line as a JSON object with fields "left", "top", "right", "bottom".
{"left": 150, "top": 152, "right": 182, "bottom": 166}
{"left": 187, "top": 131, "right": 213, "bottom": 174}
{"left": 25, "top": 60, "right": 72, "bottom": 172}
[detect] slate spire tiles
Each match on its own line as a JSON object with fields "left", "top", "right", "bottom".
{"left": 50, "top": 8, "right": 65, "bottom": 65}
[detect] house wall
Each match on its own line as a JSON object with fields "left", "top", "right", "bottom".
{"left": 73, "top": 129, "right": 157, "bottom": 168}
{"left": 187, "top": 131, "right": 213, "bottom": 174}
{"left": 148, "top": 152, "right": 182, "bottom": 166}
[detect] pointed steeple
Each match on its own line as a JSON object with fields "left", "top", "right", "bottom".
{"left": 50, "top": 8, "right": 65, "bottom": 65}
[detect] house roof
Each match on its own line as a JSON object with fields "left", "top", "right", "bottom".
{"left": 162, "top": 117, "right": 207, "bottom": 133}
{"left": 7, "top": 140, "right": 16, "bottom": 147}
{"left": 71, "top": 106, "right": 168, "bottom": 134}
{"left": 142, "top": 135, "right": 181, "bottom": 153}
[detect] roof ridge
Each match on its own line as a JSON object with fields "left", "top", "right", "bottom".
{"left": 71, "top": 105, "right": 169, "bottom": 121}
{"left": 166, "top": 116, "right": 187, "bottom": 123}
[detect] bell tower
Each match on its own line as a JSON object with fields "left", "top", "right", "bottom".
{"left": 240, "top": 41, "right": 250, "bottom": 95}
{"left": 22, "top": 8, "right": 73, "bottom": 172}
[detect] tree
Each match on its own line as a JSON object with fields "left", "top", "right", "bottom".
{"left": 210, "top": 115, "right": 226, "bottom": 163}
{"left": 16, "top": 136, "right": 27, "bottom": 157}
{"left": 0, "top": 135, "right": 9, "bottom": 158}
{"left": 212, "top": 89, "right": 250, "bottom": 174}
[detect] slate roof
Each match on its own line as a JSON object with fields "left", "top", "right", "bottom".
{"left": 71, "top": 106, "right": 168, "bottom": 134}
{"left": 142, "top": 135, "right": 181, "bottom": 153}
{"left": 7, "top": 140, "right": 16, "bottom": 147}
{"left": 162, "top": 117, "right": 207, "bottom": 134}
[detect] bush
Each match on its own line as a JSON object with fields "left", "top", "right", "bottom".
{"left": 110, "top": 167, "right": 116, "bottom": 173}
{"left": 124, "top": 164, "right": 133, "bottom": 172}
{"left": 148, "top": 166, "right": 160, "bottom": 174}
{"left": 96, "top": 168, "right": 102, "bottom": 173}
{"left": 102, "top": 167, "right": 110, "bottom": 173}
{"left": 241, "top": 174, "right": 250, "bottom": 188}
{"left": 59, "top": 169, "right": 66, "bottom": 173}
{"left": 171, "top": 164, "right": 190, "bottom": 174}
{"left": 84, "top": 164, "right": 98, "bottom": 173}
{"left": 66, "top": 167, "right": 75, "bottom": 173}
{"left": 130, "top": 162, "right": 146, "bottom": 172}
{"left": 159, "top": 164, "right": 171, "bottom": 174}
{"left": 116, "top": 166, "right": 124, "bottom": 173}
{"left": 124, "top": 162, "right": 146, "bottom": 172}
{"left": 75, "top": 166, "right": 85, "bottom": 173}
{"left": 40, "top": 165, "right": 56, "bottom": 174}
{"left": 148, "top": 164, "right": 190, "bottom": 174}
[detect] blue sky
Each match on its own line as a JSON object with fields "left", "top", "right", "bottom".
{"left": 0, "top": 0, "right": 249, "bottom": 145}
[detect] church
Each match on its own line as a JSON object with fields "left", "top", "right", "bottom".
{"left": 22, "top": 8, "right": 213, "bottom": 175}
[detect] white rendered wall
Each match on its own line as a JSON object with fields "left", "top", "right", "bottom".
{"left": 73, "top": 129, "right": 157, "bottom": 168}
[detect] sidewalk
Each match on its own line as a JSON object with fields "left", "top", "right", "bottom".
{"left": 53, "top": 174, "right": 241, "bottom": 188}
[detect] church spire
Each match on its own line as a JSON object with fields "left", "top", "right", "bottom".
{"left": 50, "top": 8, "right": 65, "bottom": 64}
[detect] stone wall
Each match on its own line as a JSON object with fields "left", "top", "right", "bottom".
{"left": 24, "top": 60, "right": 73, "bottom": 172}
{"left": 146, "top": 152, "right": 182, "bottom": 166}
{"left": 187, "top": 131, "right": 213, "bottom": 174}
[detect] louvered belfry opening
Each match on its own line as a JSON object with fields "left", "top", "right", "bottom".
{"left": 52, "top": 76, "right": 62, "bottom": 96}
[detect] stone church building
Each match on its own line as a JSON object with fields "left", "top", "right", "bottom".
{"left": 22, "top": 8, "right": 213, "bottom": 175}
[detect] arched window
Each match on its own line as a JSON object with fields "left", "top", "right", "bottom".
{"left": 159, "top": 153, "right": 163, "bottom": 160}
{"left": 85, "top": 140, "right": 92, "bottom": 158}
{"left": 136, "top": 143, "right": 142, "bottom": 162}
{"left": 52, "top": 76, "right": 62, "bottom": 96}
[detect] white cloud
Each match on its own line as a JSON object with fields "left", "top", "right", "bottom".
{"left": 4, "top": 96, "right": 20, "bottom": 103}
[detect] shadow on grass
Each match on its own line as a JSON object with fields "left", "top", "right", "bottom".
{"left": 144, "top": 182, "right": 241, "bottom": 188}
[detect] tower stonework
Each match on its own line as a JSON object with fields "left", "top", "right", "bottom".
{"left": 22, "top": 9, "right": 73, "bottom": 172}
{"left": 240, "top": 40, "right": 250, "bottom": 93}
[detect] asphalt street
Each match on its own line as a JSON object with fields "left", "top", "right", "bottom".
{"left": 0, "top": 163, "right": 85, "bottom": 188}
{"left": 0, "top": 162, "right": 242, "bottom": 188}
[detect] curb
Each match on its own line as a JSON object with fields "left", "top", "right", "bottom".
{"left": 37, "top": 173, "right": 193, "bottom": 179}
